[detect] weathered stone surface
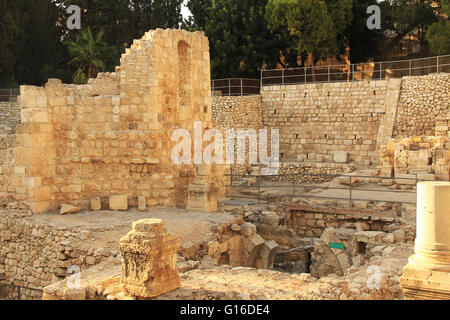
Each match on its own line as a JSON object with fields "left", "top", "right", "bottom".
{"left": 119, "top": 219, "right": 180, "bottom": 298}
{"left": 90, "top": 198, "right": 101, "bottom": 211}
{"left": 186, "top": 165, "right": 218, "bottom": 213}
{"left": 334, "top": 151, "right": 349, "bottom": 164}
{"left": 60, "top": 204, "right": 81, "bottom": 215}
{"left": 109, "top": 195, "right": 128, "bottom": 211}
{"left": 2, "top": 29, "right": 226, "bottom": 214}
{"left": 400, "top": 182, "right": 450, "bottom": 300}
{"left": 138, "top": 196, "right": 146, "bottom": 212}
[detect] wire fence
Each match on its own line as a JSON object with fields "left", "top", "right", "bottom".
{"left": 0, "top": 88, "right": 20, "bottom": 103}
{"left": 228, "top": 172, "right": 432, "bottom": 205}
{"left": 211, "top": 78, "right": 261, "bottom": 97}
{"left": 261, "top": 54, "right": 450, "bottom": 86}
{"left": 0, "top": 283, "right": 43, "bottom": 300}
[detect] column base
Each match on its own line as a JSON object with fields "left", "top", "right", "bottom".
{"left": 400, "top": 262, "right": 450, "bottom": 300}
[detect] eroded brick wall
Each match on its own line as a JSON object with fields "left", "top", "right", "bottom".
{"left": 9, "top": 29, "right": 225, "bottom": 213}
{"left": 379, "top": 136, "right": 450, "bottom": 181}
{"left": 393, "top": 74, "right": 450, "bottom": 137}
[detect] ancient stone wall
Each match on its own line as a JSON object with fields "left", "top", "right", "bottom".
{"left": 260, "top": 81, "right": 391, "bottom": 165}
{"left": 0, "top": 102, "right": 20, "bottom": 134}
{"left": 0, "top": 133, "right": 24, "bottom": 207}
{"left": 393, "top": 74, "right": 450, "bottom": 137}
{"left": 0, "top": 212, "right": 117, "bottom": 300}
{"left": 379, "top": 136, "right": 450, "bottom": 181}
{"left": 4, "top": 29, "right": 225, "bottom": 214}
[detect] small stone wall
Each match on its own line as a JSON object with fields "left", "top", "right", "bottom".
{"left": 379, "top": 136, "right": 450, "bottom": 182}
{"left": 1, "top": 29, "right": 226, "bottom": 213}
{"left": 260, "top": 80, "right": 391, "bottom": 165}
{"left": 0, "top": 212, "right": 117, "bottom": 300}
{"left": 393, "top": 74, "right": 450, "bottom": 137}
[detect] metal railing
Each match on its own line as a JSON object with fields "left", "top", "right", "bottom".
{"left": 261, "top": 55, "right": 450, "bottom": 86}
{"left": 228, "top": 172, "right": 433, "bottom": 205}
{"left": 211, "top": 78, "right": 260, "bottom": 97}
{"left": 0, "top": 283, "right": 43, "bottom": 300}
{"left": 0, "top": 88, "right": 19, "bottom": 103}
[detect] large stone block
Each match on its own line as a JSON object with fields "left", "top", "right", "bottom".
{"left": 400, "top": 182, "right": 450, "bottom": 300}
{"left": 119, "top": 219, "right": 180, "bottom": 298}
{"left": 333, "top": 151, "right": 349, "bottom": 164}
{"left": 109, "top": 195, "right": 128, "bottom": 211}
{"left": 90, "top": 197, "right": 101, "bottom": 211}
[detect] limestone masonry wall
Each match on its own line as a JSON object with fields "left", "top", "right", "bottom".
{"left": 0, "top": 212, "right": 117, "bottom": 300}
{"left": 393, "top": 74, "right": 450, "bottom": 137}
{"left": 260, "top": 81, "right": 390, "bottom": 165}
{"left": 211, "top": 74, "right": 448, "bottom": 170}
{"left": 212, "top": 95, "right": 263, "bottom": 130}
{"left": 0, "top": 102, "right": 20, "bottom": 134}
{"left": 379, "top": 136, "right": 450, "bottom": 181}
{"left": 5, "top": 29, "right": 225, "bottom": 214}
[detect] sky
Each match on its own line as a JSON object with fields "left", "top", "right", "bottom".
{"left": 181, "top": 1, "right": 192, "bottom": 19}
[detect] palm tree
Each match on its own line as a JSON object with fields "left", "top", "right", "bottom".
{"left": 65, "top": 27, "right": 110, "bottom": 84}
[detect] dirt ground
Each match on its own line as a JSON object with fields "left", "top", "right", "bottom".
{"left": 21, "top": 206, "right": 239, "bottom": 252}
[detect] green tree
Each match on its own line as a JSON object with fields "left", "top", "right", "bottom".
{"left": 65, "top": 28, "right": 111, "bottom": 84}
{"left": 0, "top": 0, "right": 68, "bottom": 86}
{"left": 266, "top": 0, "right": 353, "bottom": 66}
{"left": 380, "top": 0, "right": 438, "bottom": 57}
{"left": 187, "top": 0, "right": 288, "bottom": 78}
{"left": 426, "top": 0, "right": 450, "bottom": 55}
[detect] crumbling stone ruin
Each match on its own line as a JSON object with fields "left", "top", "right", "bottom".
{"left": 400, "top": 182, "right": 450, "bottom": 300}
{"left": 120, "top": 219, "right": 180, "bottom": 298}
{"left": 0, "top": 29, "right": 225, "bottom": 214}
{"left": 0, "top": 28, "right": 449, "bottom": 301}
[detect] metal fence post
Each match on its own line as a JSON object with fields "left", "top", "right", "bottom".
{"left": 380, "top": 62, "right": 382, "bottom": 80}
{"left": 304, "top": 68, "right": 306, "bottom": 84}
{"left": 228, "top": 78, "right": 231, "bottom": 96}
{"left": 328, "top": 66, "right": 330, "bottom": 83}
{"left": 351, "top": 64, "right": 354, "bottom": 82}
{"left": 349, "top": 176, "right": 353, "bottom": 207}
{"left": 409, "top": 60, "right": 412, "bottom": 76}
{"left": 437, "top": 56, "right": 440, "bottom": 74}
{"left": 240, "top": 78, "right": 243, "bottom": 96}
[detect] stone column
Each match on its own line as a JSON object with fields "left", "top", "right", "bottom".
{"left": 400, "top": 182, "right": 450, "bottom": 300}
{"left": 186, "top": 164, "right": 218, "bottom": 213}
{"left": 119, "top": 219, "right": 180, "bottom": 298}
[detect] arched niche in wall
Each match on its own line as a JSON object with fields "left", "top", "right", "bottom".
{"left": 178, "top": 40, "right": 192, "bottom": 108}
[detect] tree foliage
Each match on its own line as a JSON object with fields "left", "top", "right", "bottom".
{"left": 426, "top": 0, "right": 450, "bottom": 55}
{"left": 65, "top": 28, "right": 112, "bottom": 83}
{"left": 266, "top": 0, "right": 353, "bottom": 66}
{"left": 0, "top": 0, "right": 185, "bottom": 86}
{"left": 187, "top": 0, "right": 285, "bottom": 78}
{"left": 0, "top": 0, "right": 67, "bottom": 86}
